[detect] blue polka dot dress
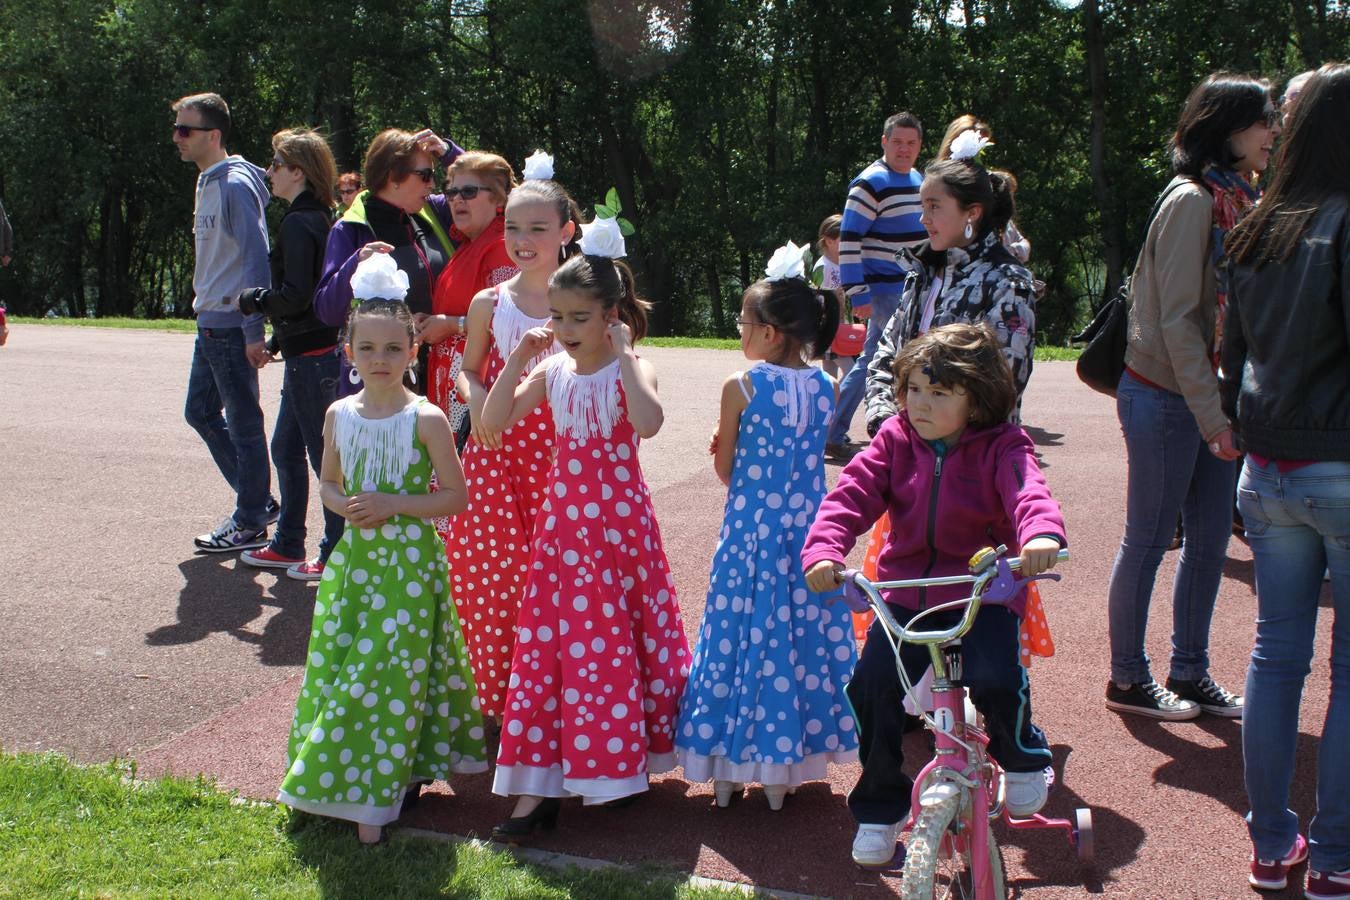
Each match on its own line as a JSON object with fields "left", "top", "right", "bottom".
{"left": 278, "top": 396, "right": 488, "bottom": 827}
{"left": 675, "top": 363, "right": 859, "bottom": 790}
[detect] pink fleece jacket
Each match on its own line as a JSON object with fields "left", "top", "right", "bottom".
{"left": 801, "top": 413, "right": 1066, "bottom": 611}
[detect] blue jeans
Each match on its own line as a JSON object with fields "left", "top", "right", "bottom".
{"left": 184, "top": 327, "right": 271, "bottom": 530}
{"left": 826, "top": 291, "right": 901, "bottom": 445}
{"left": 1239, "top": 459, "right": 1350, "bottom": 872}
{"left": 270, "top": 351, "right": 344, "bottom": 561}
{"left": 1106, "top": 370, "right": 1234, "bottom": 684}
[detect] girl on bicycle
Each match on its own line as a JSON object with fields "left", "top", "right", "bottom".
{"left": 803, "top": 321, "right": 1065, "bottom": 868}
{"left": 675, "top": 254, "right": 859, "bottom": 811}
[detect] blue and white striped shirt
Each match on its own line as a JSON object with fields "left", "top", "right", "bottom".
{"left": 838, "top": 160, "right": 925, "bottom": 316}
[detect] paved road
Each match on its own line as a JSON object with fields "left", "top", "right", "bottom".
{"left": 0, "top": 324, "right": 1332, "bottom": 898}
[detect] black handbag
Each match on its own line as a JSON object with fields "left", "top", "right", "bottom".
{"left": 1074, "top": 178, "right": 1206, "bottom": 397}
{"left": 1074, "top": 285, "right": 1128, "bottom": 396}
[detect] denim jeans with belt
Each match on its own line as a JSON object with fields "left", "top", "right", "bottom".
{"left": 270, "top": 350, "right": 344, "bottom": 562}
{"left": 826, "top": 291, "right": 901, "bottom": 445}
{"left": 1239, "top": 458, "right": 1350, "bottom": 873}
{"left": 1106, "top": 370, "right": 1235, "bottom": 684}
{"left": 184, "top": 327, "right": 271, "bottom": 530}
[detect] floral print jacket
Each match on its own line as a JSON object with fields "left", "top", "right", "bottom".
{"left": 864, "top": 231, "right": 1037, "bottom": 433}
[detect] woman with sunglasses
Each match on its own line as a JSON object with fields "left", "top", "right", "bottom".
{"left": 419, "top": 152, "right": 519, "bottom": 444}
{"left": 313, "top": 127, "right": 462, "bottom": 394}
{"left": 232, "top": 128, "right": 346, "bottom": 582}
{"left": 1103, "top": 73, "right": 1280, "bottom": 723}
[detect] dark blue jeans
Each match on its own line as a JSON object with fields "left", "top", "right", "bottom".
{"left": 845, "top": 604, "right": 1052, "bottom": 825}
{"left": 1106, "top": 370, "right": 1235, "bottom": 684}
{"left": 184, "top": 327, "right": 270, "bottom": 530}
{"left": 270, "top": 350, "right": 344, "bottom": 561}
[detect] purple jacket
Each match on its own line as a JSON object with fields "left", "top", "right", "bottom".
{"left": 801, "top": 413, "right": 1065, "bottom": 611}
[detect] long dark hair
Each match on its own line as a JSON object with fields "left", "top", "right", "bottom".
{"left": 923, "top": 158, "right": 1016, "bottom": 241}
{"left": 741, "top": 277, "right": 839, "bottom": 361}
{"left": 549, "top": 254, "right": 652, "bottom": 342}
{"left": 1227, "top": 63, "right": 1350, "bottom": 266}
{"left": 1170, "top": 72, "right": 1273, "bottom": 177}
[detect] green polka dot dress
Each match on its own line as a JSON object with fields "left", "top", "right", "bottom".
{"left": 278, "top": 395, "right": 488, "bottom": 827}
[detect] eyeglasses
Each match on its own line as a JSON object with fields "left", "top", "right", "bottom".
{"left": 735, "top": 319, "right": 767, "bottom": 331}
{"left": 442, "top": 184, "right": 485, "bottom": 200}
{"left": 269, "top": 157, "right": 288, "bottom": 170}
{"left": 407, "top": 167, "right": 436, "bottom": 184}
{"left": 172, "top": 123, "right": 214, "bottom": 138}
{"left": 338, "top": 187, "right": 359, "bottom": 196}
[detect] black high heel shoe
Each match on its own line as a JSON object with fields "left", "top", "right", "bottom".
{"left": 491, "top": 797, "right": 561, "bottom": 841}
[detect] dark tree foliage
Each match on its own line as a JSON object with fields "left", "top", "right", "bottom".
{"left": 0, "top": 0, "right": 1344, "bottom": 340}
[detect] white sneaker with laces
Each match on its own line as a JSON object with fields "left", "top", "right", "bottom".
{"left": 1004, "top": 769, "right": 1049, "bottom": 817}
{"left": 852, "top": 821, "right": 902, "bottom": 867}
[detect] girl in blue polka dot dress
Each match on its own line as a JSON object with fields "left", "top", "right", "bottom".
{"left": 675, "top": 246, "right": 861, "bottom": 810}
{"left": 278, "top": 299, "right": 488, "bottom": 844}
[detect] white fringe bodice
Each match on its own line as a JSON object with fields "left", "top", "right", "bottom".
{"left": 753, "top": 363, "right": 827, "bottom": 437}
{"left": 492, "top": 284, "right": 560, "bottom": 376}
{"left": 333, "top": 395, "right": 421, "bottom": 490}
{"left": 545, "top": 356, "right": 622, "bottom": 441}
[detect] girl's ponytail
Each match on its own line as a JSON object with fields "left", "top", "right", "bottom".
{"left": 612, "top": 259, "right": 651, "bottom": 343}
{"left": 986, "top": 170, "right": 1017, "bottom": 237}
{"left": 811, "top": 286, "right": 841, "bottom": 361}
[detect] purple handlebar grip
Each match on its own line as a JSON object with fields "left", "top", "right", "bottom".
{"left": 839, "top": 570, "right": 873, "bottom": 613}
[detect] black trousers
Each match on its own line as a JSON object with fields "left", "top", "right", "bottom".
{"left": 845, "top": 603, "right": 1052, "bottom": 825}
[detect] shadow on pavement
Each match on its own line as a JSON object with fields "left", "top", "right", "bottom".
{"left": 144, "top": 554, "right": 314, "bottom": 666}
{"left": 1006, "top": 744, "right": 1139, "bottom": 896}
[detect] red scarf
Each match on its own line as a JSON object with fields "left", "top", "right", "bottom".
{"left": 431, "top": 214, "right": 514, "bottom": 316}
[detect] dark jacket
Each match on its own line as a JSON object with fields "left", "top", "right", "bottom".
{"left": 1220, "top": 193, "right": 1350, "bottom": 461}
{"left": 237, "top": 190, "right": 337, "bottom": 358}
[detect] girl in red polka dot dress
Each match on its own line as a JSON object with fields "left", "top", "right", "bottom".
{"left": 479, "top": 226, "right": 690, "bottom": 839}
{"left": 447, "top": 177, "right": 584, "bottom": 724}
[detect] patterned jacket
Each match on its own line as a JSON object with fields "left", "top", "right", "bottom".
{"left": 864, "top": 231, "right": 1037, "bottom": 433}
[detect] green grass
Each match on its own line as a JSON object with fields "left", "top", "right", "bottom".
{"left": 9, "top": 317, "right": 1080, "bottom": 359}
{"left": 0, "top": 752, "right": 741, "bottom": 900}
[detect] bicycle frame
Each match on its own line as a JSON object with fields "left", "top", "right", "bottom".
{"left": 842, "top": 546, "right": 1083, "bottom": 898}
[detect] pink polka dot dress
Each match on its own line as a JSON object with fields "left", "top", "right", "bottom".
{"left": 446, "top": 284, "right": 560, "bottom": 719}
{"left": 492, "top": 354, "right": 691, "bottom": 804}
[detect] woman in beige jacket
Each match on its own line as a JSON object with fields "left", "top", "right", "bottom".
{"left": 1104, "top": 72, "right": 1280, "bottom": 722}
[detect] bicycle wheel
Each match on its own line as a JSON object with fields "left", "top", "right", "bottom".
{"left": 901, "top": 789, "right": 1007, "bottom": 900}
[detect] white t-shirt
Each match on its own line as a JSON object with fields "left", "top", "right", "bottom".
{"left": 814, "top": 257, "right": 842, "bottom": 291}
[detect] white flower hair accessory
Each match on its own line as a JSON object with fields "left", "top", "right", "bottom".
{"left": 949, "top": 128, "right": 994, "bottom": 162}
{"left": 350, "top": 252, "right": 410, "bottom": 301}
{"left": 579, "top": 187, "right": 636, "bottom": 258}
{"left": 764, "top": 240, "right": 809, "bottom": 282}
{"left": 578, "top": 216, "right": 627, "bottom": 259}
{"left": 521, "top": 149, "right": 555, "bottom": 181}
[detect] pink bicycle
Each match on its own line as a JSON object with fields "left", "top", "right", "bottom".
{"left": 841, "top": 545, "right": 1093, "bottom": 899}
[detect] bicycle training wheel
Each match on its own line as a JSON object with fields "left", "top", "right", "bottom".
{"left": 901, "top": 789, "right": 1007, "bottom": 900}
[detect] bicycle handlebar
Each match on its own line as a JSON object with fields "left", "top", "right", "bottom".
{"left": 841, "top": 548, "right": 1069, "bottom": 647}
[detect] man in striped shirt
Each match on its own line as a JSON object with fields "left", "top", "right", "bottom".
{"left": 825, "top": 111, "right": 927, "bottom": 458}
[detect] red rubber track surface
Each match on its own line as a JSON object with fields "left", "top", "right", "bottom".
{"left": 0, "top": 325, "right": 1331, "bottom": 898}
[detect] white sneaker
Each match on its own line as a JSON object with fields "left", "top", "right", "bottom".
{"left": 852, "top": 821, "right": 902, "bottom": 867}
{"left": 1004, "top": 769, "right": 1049, "bottom": 817}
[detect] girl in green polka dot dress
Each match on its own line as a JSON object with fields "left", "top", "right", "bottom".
{"left": 278, "top": 298, "right": 488, "bottom": 844}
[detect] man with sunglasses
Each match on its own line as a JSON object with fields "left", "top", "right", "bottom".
{"left": 172, "top": 91, "right": 277, "bottom": 554}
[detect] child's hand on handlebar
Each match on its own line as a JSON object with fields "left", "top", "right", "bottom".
{"left": 1019, "top": 537, "right": 1062, "bottom": 577}
{"left": 805, "top": 561, "right": 845, "bottom": 594}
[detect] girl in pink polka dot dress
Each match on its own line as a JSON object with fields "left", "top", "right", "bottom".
{"left": 479, "top": 243, "right": 690, "bottom": 839}
{"left": 447, "top": 179, "right": 583, "bottom": 723}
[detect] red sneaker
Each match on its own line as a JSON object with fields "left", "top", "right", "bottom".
{"left": 1250, "top": 833, "right": 1308, "bottom": 890}
{"left": 286, "top": 559, "right": 325, "bottom": 582}
{"left": 240, "top": 546, "right": 306, "bottom": 569}
{"left": 1307, "top": 867, "right": 1350, "bottom": 900}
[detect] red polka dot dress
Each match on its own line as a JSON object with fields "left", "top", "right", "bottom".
{"left": 492, "top": 355, "right": 691, "bottom": 804}
{"left": 445, "top": 284, "right": 559, "bottom": 719}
